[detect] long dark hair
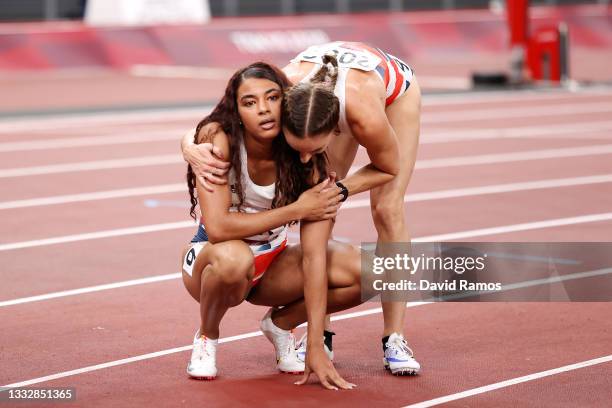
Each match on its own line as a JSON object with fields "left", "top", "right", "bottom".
{"left": 187, "top": 62, "right": 328, "bottom": 221}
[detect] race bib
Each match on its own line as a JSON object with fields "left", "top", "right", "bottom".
{"left": 293, "top": 43, "right": 381, "bottom": 72}
{"left": 182, "top": 243, "right": 205, "bottom": 277}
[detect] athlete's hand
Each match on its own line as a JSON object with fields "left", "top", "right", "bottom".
{"left": 184, "top": 143, "right": 230, "bottom": 192}
{"left": 295, "top": 346, "right": 356, "bottom": 390}
{"left": 296, "top": 178, "right": 343, "bottom": 221}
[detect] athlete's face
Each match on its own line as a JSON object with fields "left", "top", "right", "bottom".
{"left": 237, "top": 78, "right": 282, "bottom": 140}
{"left": 283, "top": 128, "right": 334, "bottom": 163}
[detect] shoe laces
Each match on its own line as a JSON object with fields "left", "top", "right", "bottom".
{"left": 296, "top": 333, "right": 331, "bottom": 353}
{"left": 278, "top": 330, "right": 298, "bottom": 360}
{"left": 194, "top": 335, "right": 214, "bottom": 360}
{"left": 387, "top": 335, "right": 414, "bottom": 357}
{"left": 297, "top": 333, "right": 307, "bottom": 351}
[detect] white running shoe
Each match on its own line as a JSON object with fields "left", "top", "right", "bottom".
{"left": 260, "top": 308, "right": 304, "bottom": 374}
{"left": 187, "top": 330, "right": 218, "bottom": 380}
{"left": 383, "top": 333, "right": 420, "bottom": 375}
{"left": 296, "top": 332, "right": 334, "bottom": 363}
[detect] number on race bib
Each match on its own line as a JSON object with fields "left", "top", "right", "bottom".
{"left": 186, "top": 248, "right": 196, "bottom": 266}
{"left": 294, "top": 44, "right": 382, "bottom": 72}
{"left": 183, "top": 244, "right": 205, "bottom": 277}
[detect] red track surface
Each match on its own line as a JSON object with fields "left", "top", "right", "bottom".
{"left": 1, "top": 80, "right": 612, "bottom": 407}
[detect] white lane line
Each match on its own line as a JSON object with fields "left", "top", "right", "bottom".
{"left": 422, "top": 120, "right": 612, "bottom": 144}
{"left": 422, "top": 102, "right": 612, "bottom": 124}
{"left": 4, "top": 173, "right": 612, "bottom": 211}
{"left": 0, "top": 109, "right": 206, "bottom": 133}
{"left": 2, "top": 210, "right": 612, "bottom": 305}
{"left": 342, "top": 173, "right": 612, "bottom": 209}
{"left": 131, "top": 67, "right": 468, "bottom": 90}
{"left": 423, "top": 88, "right": 612, "bottom": 106}
{"left": 0, "top": 221, "right": 195, "bottom": 252}
{"left": 432, "top": 267, "right": 612, "bottom": 302}
{"left": 130, "top": 65, "right": 234, "bottom": 80}
{"left": 500, "top": 267, "right": 612, "bottom": 294}
{"left": 0, "top": 129, "right": 186, "bottom": 152}
{"left": 415, "top": 212, "right": 612, "bottom": 242}
{"left": 0, "top": 302, "right": 428, "bottom": 388}
{"left": 0, "top": 184, "right": 185, "bottom": 210}
{"left": 3, "top": 176, "right": 612, "bottom": 251}
{"left": 349, "top": 142, "right": 612, "bottom": 174}
{"left": 3, "top": 118, "right": 611, "bottom": 154}
{"left": 0, "top": 154, "right": 182, "bottom": 178}
{"left": 5, "top": 266, "right": 612, "bottom": 389}
{"left": 415, "top": 143, "right": 612, "bottom": 169}
{"left": 4, "top": 143, "right": 612, "bottom": 179}
{"left": 0, "top": 274, "right": 181, "bottom": 307}
{"left": 0, "top": 93, "right": 609, "bottom": 133}
{"left": 403, "top": 355, "right": 612, "bottom": 408}
{"left": 416, "top": 76, "right": 471, "bottom": 90}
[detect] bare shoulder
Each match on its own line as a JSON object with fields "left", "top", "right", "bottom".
{"left": 283, "top": 61, "right": 315, "bottom": 85}
{"left": 345, "top": 71, "right": 387, "bottom": 130}
{"left": 196, "top": 122, "right": 231, "bottom": 158}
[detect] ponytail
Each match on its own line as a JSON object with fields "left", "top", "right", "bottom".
{"left": 311, "top": 53, "right": 339, "bottom": 90}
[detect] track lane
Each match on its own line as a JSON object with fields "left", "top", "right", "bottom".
{"left": 2, "top": 88, "right": 612, "bottom": 406}
{"left": 2, "top": 303, "right": 610, "bottom": 407}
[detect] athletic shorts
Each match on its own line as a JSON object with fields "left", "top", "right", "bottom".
{"left": 182, "top": 224, "right": 287, "bottom": 285}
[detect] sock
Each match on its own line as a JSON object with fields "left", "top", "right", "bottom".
{"left": 382, "top": 335, "right": 390, "bottom": 353}
{"left": 323, "top": 330, "right": 335, "bottom": 351}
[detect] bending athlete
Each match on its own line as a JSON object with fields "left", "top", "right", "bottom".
{"left": 183, "top": 42, "right": 422, "bottom": 377}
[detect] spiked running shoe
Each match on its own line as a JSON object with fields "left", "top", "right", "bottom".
{"left": 260, "top": 308, "right": 304, "bottom": 374}
{"left": 296, "top": 330, "right": 335, "bottom": 363}
{"left": 383, "top": 333, "right": 420, "bottom": 375}
{"left": 187, "top": 330, "right": 218, "bottom": 380}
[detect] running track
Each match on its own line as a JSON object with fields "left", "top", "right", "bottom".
{"left": 1, "top": 85, "right": 611, "bottom": 407}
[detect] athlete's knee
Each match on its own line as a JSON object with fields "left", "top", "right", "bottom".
{"left": 209, "top": 241, "right": 254, "bottom": 285}
{"left": 331, "top": 243, "right": 362, "bottom": 289}
{"left": 345, "top": 246, "right": 362, "bottom": 288}
{"left": 372, "top": 199, "right": 406, "bottom": 233}
{"left": 342, "top": 245, "right": 364, "bottom": 304}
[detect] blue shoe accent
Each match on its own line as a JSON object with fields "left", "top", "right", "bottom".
{"left": 386, "top": 357, "right": 410, "bottom": 363}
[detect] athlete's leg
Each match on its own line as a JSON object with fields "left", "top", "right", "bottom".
{"left": 371, "top": 77, "right": 421, "bottom": 337}
{"left": 247, "top": 240, "right": 362, "bottom": 328}
{"left": 363, "top": 77, "right": 422, "bottom": 376}
{"left": 318, "top": 77, "right": 420, "bottom": 342}
{"left": 181, "top": 240, "right": 255, "bottom": 339}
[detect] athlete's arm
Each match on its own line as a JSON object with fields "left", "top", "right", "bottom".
{"left": 195, "top": 126, "right": 340, "bottom": 243}
{"left": 339, "top": 76, "right": 400, "bottom": 197}
{"left": 296, "top": 219, "right": 355, "bottom": 390}
{"left": 295, "top": 167, "right": 356, "bottom": 390}
{"left": 299, "top": 218, "right": 330, "bottom": 350}
{"left": 182, "top": 128, "right": 230, "bottom": 191}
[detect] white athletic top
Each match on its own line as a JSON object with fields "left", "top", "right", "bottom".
{"left": 227, "top": 140, "right": 286, "bottom": 244}
{"left": 188, "top": 128, "right": 287, "bottom": 246}
{"left": 291, "top": 41, "right": 414, "bottom": 137}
